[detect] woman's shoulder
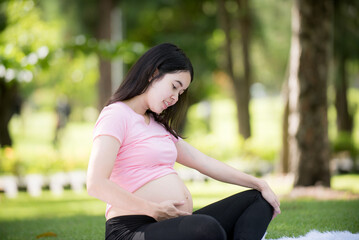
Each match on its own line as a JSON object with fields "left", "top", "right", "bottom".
{"left": 97, "top": 101, "right": 134, "bottom": 123}
{"left": 102, "top": 101, "right": 130, "bottom": 115}
{"left": 94, "top": 102, "right": 130, "bottom": 142}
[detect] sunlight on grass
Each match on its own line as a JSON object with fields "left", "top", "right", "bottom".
{"left": 332, "top": 174, "right": 359, "bottom": 193}
{"left": 0, "top": 190, "right": 105, "bottom": 221}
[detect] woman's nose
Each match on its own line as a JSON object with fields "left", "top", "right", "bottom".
{"left": 171, "top": 94, "right": 178, "bottom": 104}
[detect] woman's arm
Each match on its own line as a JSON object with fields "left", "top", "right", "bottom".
{"left": 176, "top": 139, "right": 281, "bottom": 218}
{"left": 87, "top": 135, "right": 190, "bottom": 221}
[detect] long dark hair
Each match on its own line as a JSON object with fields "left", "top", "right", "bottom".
{"left": 106, "top": 43, "right": 194, "bottom": 139}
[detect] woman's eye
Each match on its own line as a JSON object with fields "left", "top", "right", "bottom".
{"left": 172, "top": 84, "right": 177, "bottom": 90}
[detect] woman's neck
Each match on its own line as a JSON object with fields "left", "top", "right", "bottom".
{"left": 123, "top": 96, "right": 148, "bottom": 116}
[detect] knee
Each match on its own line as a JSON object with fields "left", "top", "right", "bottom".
{"left": 238, "top": 189, "right": 273, "bottom": 214}
{"left": 243, "top": 189, "right": 261, "bottom": 198}
{"left": 183, "top": 215, "right": 226, "bottom": 240}
{"left": 232, "top": 189, "right": 261, "bottom": 200}
{"left": 254, "top": 191, "right": 274, "bottom": 218}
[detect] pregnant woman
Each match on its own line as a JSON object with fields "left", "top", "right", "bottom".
{"left": 87, "top": 43, "right": 281, "bottom": 240}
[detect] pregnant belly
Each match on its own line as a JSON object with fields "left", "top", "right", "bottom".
{"left": 106, "top": 173, "right": 193, "bottom": 220}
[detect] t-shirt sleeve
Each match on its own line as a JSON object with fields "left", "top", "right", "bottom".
{"left": 93, "top": 104, "right": 127, "bottom": 143}
{"left": 169, "top": 132, "right": 181, "bottom": 144}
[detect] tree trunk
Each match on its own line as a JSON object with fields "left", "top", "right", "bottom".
{"left": 333, "top": 0, "right": 356, "bottom": 135}
{"left": 218, "top": 0, "right": 235, "bottom": 82}
{"left": 280, "top": 80, "right": 290, "bottom": 174}
{"left": 288, "top": 0, "right": 332, "bottom": 187}
{"left": 0, "top": 80, "right": 18, "bottom": 148}
{"left": 334, "top": 55, "right": 353, "bottom": 133}
{"left": 96, "top": 0, "right": 113, "bottom": 110}
{"left": 236, "top": 0, "right": 251, "bottom": 139}
{"left": 217, "top": 0, "right": 251, "bottom": 139}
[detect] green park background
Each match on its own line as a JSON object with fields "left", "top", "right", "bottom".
{"left": 0, "top": 0, "right": 359, "bottom": 239}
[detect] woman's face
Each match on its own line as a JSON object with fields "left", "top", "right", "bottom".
{"left": 146, "top": 71, "right": 191, "bottom": 114}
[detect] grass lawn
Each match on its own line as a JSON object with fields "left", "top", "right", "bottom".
{"left": 1, "top": 176, "right": 358, "bottom": 240}
{"left": 0, "top": 190, "right": 106, "bottom": 240}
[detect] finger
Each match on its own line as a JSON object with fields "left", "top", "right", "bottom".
{"left": 177, "top": 210, "right": 191, "bottom": 216}
{"left": 271, "top": 198, "right": 280, "bottom": 210}
{"left": 272, "top": 208, "right": 281, "bottom": 218}
{"left": 271, "top": 206, "right": 281, "bottom": 220}
{"left": 173, "top": 201, "right": 185, "bottom": 206}
{"left": 276, "top": 198, "right": 281, "bottom": 207}
{"left": 274, "top": 202, "right": 281, "bottom": 213}
{"left": 269, "top": 201, "right": 278, "bottom": 211}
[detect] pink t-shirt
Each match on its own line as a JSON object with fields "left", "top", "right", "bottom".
{"left": 93, "top": 101, "right": 179, "bottom": 215}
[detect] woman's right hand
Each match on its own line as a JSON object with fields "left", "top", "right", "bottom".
{"left": 152, "top": 200, "right": 191, "bottom": 221}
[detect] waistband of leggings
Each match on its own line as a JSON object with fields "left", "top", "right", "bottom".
{"left": 106, "top": 215, "right": 157, "bottom": 225}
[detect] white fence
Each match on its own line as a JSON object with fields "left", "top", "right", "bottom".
{"left": 0, "top": 169, "right": 209, "bottom": 198}
{"left": 0, "top": 170, "right": 87, "bottom": 198}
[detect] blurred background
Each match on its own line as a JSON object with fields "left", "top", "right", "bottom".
{"left": 0, "top": 0, "right": 358, "bottom": 197}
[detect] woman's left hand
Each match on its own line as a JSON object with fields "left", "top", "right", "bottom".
{"left": 259, "top": 181, "right": 281, "bottom": 220}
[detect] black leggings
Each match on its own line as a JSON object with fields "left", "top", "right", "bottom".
{"left": 105, "top": 190, "right": 273, "bottom": 240}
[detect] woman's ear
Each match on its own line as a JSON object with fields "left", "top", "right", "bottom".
{"left": 149, "top": 69, "right": 159, "bottom": 82}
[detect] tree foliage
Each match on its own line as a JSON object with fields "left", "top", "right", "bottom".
{"left": 0, "top": 0, "right": 143, "bottom": 146}
{"left": 0, "top": 0, "right": 58, "bottom": 86}
{"left": 0, "top": 0, "right": 59, "bottom": 147}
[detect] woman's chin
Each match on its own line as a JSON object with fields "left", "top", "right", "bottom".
{"left": 150, "top": 107, "right": 163, "bottom": 115}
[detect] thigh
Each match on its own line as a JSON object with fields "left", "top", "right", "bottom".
{"left": 193, "top": 190, "right": 263, "bottom": 233}
{"left": 141, "top": 214, "right": 226, "bottom": 240}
